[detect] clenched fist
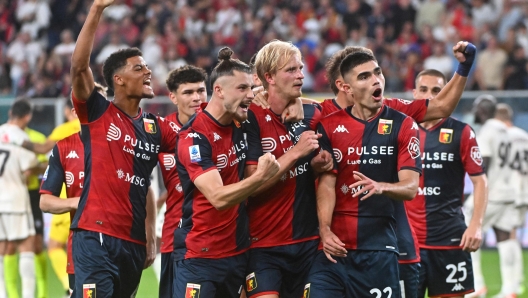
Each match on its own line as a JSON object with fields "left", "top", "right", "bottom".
{"left": 293, "top": 131, "right": 320, "bottom": 158}
{"left": 256, "top": 153, "right": 280, "bottom": 181}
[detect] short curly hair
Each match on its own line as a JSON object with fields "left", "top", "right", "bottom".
{"left": 166, "top": 65, "right": 208, "bottom": 93}
{"left": 102, "top": 47, "right": 143, "bottom": 91}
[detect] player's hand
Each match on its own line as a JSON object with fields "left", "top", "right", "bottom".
{"left": 349, "top": 171, "right": 382, "bottom": 200}
{"left": 460, "top": 223, "right": 482, "bottom": 252}
{"left": 453, "top": 41, "right": 476, "bottom": 65}
{"left": 311, "top": 150, "right": 333, "bottom": 173}
{"left": 292, "top": 131, "right": 320, "bottom": 158}
{"left": 256, "top": 153, "right": 280, "bottom": 181}
{"left": 320, "top": 228, "right": 347, "bottom": 263}
{"left": 94, "top": 0, "right": 114, "bottom": 9}
{"left": 282, "top": 98, "right": 304, "bottom": 123}
{"left": 251, "top": 87, "right": 269, "bottom": 109}
{"left": 143, "top": 240, "right": 156, "bottom": 269}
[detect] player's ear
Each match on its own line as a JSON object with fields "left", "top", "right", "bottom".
{"left": 341, "top": 83, "right": 352, "bottom": 95}
{"left": 213, "top": 84, "right": 223, "bottom": 98}
{"left": 264, "top": 72, "right": 274, "bottom": 86}
{"left": 168, "top": 92, "right": 178, "bottom": 105}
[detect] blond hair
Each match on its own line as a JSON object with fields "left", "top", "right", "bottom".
{"left": 255, "top": 40, "right": 302, "bottom": 89}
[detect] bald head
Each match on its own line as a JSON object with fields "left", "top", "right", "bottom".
{"left": 495, "top": 103, "right": 513, "bottom": 122}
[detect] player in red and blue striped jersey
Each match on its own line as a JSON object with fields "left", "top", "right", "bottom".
{"left": 174, "top": 48, "right": 280, "bottom": 298}
{"left": 405, "top": 69, "right": 487, "bottom": 298}
{"left": 305, "top": 50, "right": 422, "bottom": 297}
{"left": 68, "top": 0, "right": 179, "bottom": 296}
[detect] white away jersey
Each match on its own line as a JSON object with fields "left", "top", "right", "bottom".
{"left": 0, "top": 124, "right": 38, "bottom": 212}
{"left": 506, "top": 126, "right": 528, "bottom": 206}
{"left": 478, "top": 119, "right": 519, "bottom": 202}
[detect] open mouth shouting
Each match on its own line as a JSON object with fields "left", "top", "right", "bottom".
{"left": 372, "top": 88, "right": 382, "bottom": 101}
{"left": 239, "top": 103, "right": 249, "bottom": 112}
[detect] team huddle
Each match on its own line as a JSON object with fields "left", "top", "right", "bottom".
{"left": 1, "top": 0, "right": 528, "bottom": 298}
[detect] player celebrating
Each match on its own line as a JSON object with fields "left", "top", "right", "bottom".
{"left": 174, "top": 47, "right": 280, "bottom": 298}
{"left": 243, "top": 40, "right": 331, "bottom": 298}
{"left": 305, "top": 50, "right": 421, "bottom": 297}
{"left": 405, "top": 69, "right": 488, "bottom": 298}
{"left": 155, "top": 65, "right": 208, "bottom": 297}
{"left": 68, "top": 0, "right": 178, "bottom": 295}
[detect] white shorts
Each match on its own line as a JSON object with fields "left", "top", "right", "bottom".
{"left": 0, "top": 212, "right": 35, "bottom": 241}
{"left": 155, "top": 203, "right": 166, "bottom": 239}
{"left": 482, "top": 202, "right": 523, "bottom": 232}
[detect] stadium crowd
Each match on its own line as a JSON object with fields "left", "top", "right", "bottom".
{"left": 0, "top": 0, "right": 528, "bottom": 98}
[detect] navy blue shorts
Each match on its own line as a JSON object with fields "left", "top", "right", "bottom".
{"left": 172, "top": 252, "right": 247, "bottom": 298}
{"left": 398, "top": 262, "right": 420, "bottom": 298}
{"left": 159, "top": 252, "right": 173, "bottom": 298}
{"left": 305, "top": 250, "right": 400, "bottom": 298}
{"left": 245, "top": 240, "right": 318, "bottom": 298}
{"left": 68, "top": 274, "right": 75, "bottom": 292}
{"left": 71, "top": 230, "right": 146, "bottom": 298}
{"left": 418, "top": 248, "right": 474, "bottom": 297}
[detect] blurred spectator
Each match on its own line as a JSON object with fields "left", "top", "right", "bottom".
{"left": 423, "top": 42, "right": 453, "bottom": 78}
{"left": 504, "top": 45, "right": 528, "bottom": 89}
{"left": 0, "top": 0, "right": 14, "bottom": 44}
{"left": 53, "top": 29, "right": 76, "bottom": 65}
{"left": 346, "top": 29, "right": 368, "bottom": 47}
{"left": 6, "top": 32, "right": 43, "bottom": 95}
{"left": 388, "top": 0, "right": 416, "bottom": 40}
{"left": 471, "top": 0, "right": 497, "bottom": 29}
{"left": 497, "top": 0, "right": 523, "bottom": 42}
{"left": 215, "top": 0, "right": 242, "bottom": 36}
{"left": 103, "top": 0, "right": 131, "bottom": 21}
{"left": 475, "top": 35, "right": 508, "bottom": 90}
{"left": 16, "top": 0, "right": 51, "bottom": 39}
{"left": 415, "top": 0, "right": 445, "bottom": 33}
{"left": 95, "top": 33, "right": 128, "bottom": 65}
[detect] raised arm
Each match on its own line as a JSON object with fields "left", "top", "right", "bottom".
{"left": 195, "top": 153, "right": 280, "bottom": 210}
{"left": 70, "top": 0, "right": 114, "bottom": 101}
{"left": 422, "top": 41, "right": 476, "bottom": 121}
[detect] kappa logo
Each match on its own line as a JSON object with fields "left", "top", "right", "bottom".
{"left": 213, "top": 132, "right": 222, "bottom": 142}
{"left": 66, "top": 150, "right": 79, "bottom": 159}
{"left": 246, "top": 273, "right": 257, "bottom": 292}
{"left": 439, "top": 128, "right": 453, "bottom": 144}
{"left": 470, "top": 130, "right": 476, "bottom": 139}
{"left": 217, "top": 154, "right": 228, "bottom": 169}
{"left": 83, "top": 283, "right": 96, "bottom": 298}
{"left": 334, "top": 125, "right": 349, "bottom": 133}
{"left": 265, "top": 115, "right": 272, "bottom": 122}
{"left": 451, "top": 283, "right": 465, "bottom": 291}
{"left": 143, "top": 118, "right": 157, "bottom": 134}
{"left": 261, "top": 137, "right": 277, "bottom": 153}
{"left": 106, "top": 123, "right": 121, "bottom": 141}
{"left": 397, "top": 98, "right": 412, "bottom": 105}
{"left": 42, "top": 166, "right": 49, "bottom": 180}
{"left": 185, "top": 283, "right": 200, "bottom": 298}
{"left": 407, "top": 137, "right": 420, "bottom": 159}
{"left": 378, "top": 119, "right": 393, "bottom": 135}
{"left": 65, "top": 171, "right": 74, "bottom": 187}
{"left": 333, "top": 148, "right": 343, "bottom": 163}
{"left": 411, "top": 122, "right": 419, "bottom": 130}
{"left": 303, "top": 283, "right": 311, "bottom": 298}
{"left": 185, "top": 133, "right": 201, "bottom": 139}
{"left": 470, "top": 146, "right": 483, "bottom": 165}
{"left": 162, "top": 154, "right": 176, "bottom": 170}
{"left": 176, "top": 183, "right": 182, "bottom": 193}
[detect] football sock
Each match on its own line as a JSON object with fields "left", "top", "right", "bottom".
{"left": 497, "top": 239, "right": 517, "bottom": 295}
{"left": 34, "top": 251, "right": 48, "bottom": 298}
{"left": 471, "top": 249, "right": 485, "bottom": 291}
{"left": 153, "top": 252, "right": 162, "bottom": 282}
{"left": 48, "top": 248, "right": 69, "bottom": 291}
{"left": 19, "top": 252, "right": 35, "bottom": 298}
{"left": 4, "top": 254, "right": 19, "bottom": 298}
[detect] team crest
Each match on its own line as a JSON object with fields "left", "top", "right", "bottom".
{"left": 303, "top": 283, "right": 311, "bottom": 298}
{"left": 233, "top": 120, "right": 241, "bottom": 128}
{"left": 83, "top": 283, "right": 96, "bottom": 298}
{"left": 185, "top": 283, "right": 201, "bottom": 298}
{"left": 377, "top": 119, "right": 393, "bottom": 135}
{"left": 439, "top": 128, "right": 453, "bottom": 144}
{"left": 246, "top": 272, "right": 257, "bottom": 292}
{"left": 143, "top": 118, "right": 157, "bottom": 134}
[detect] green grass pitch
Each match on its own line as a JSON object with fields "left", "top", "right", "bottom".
{"left": 41, "top": 249, "right": 528, "bottom": 297}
